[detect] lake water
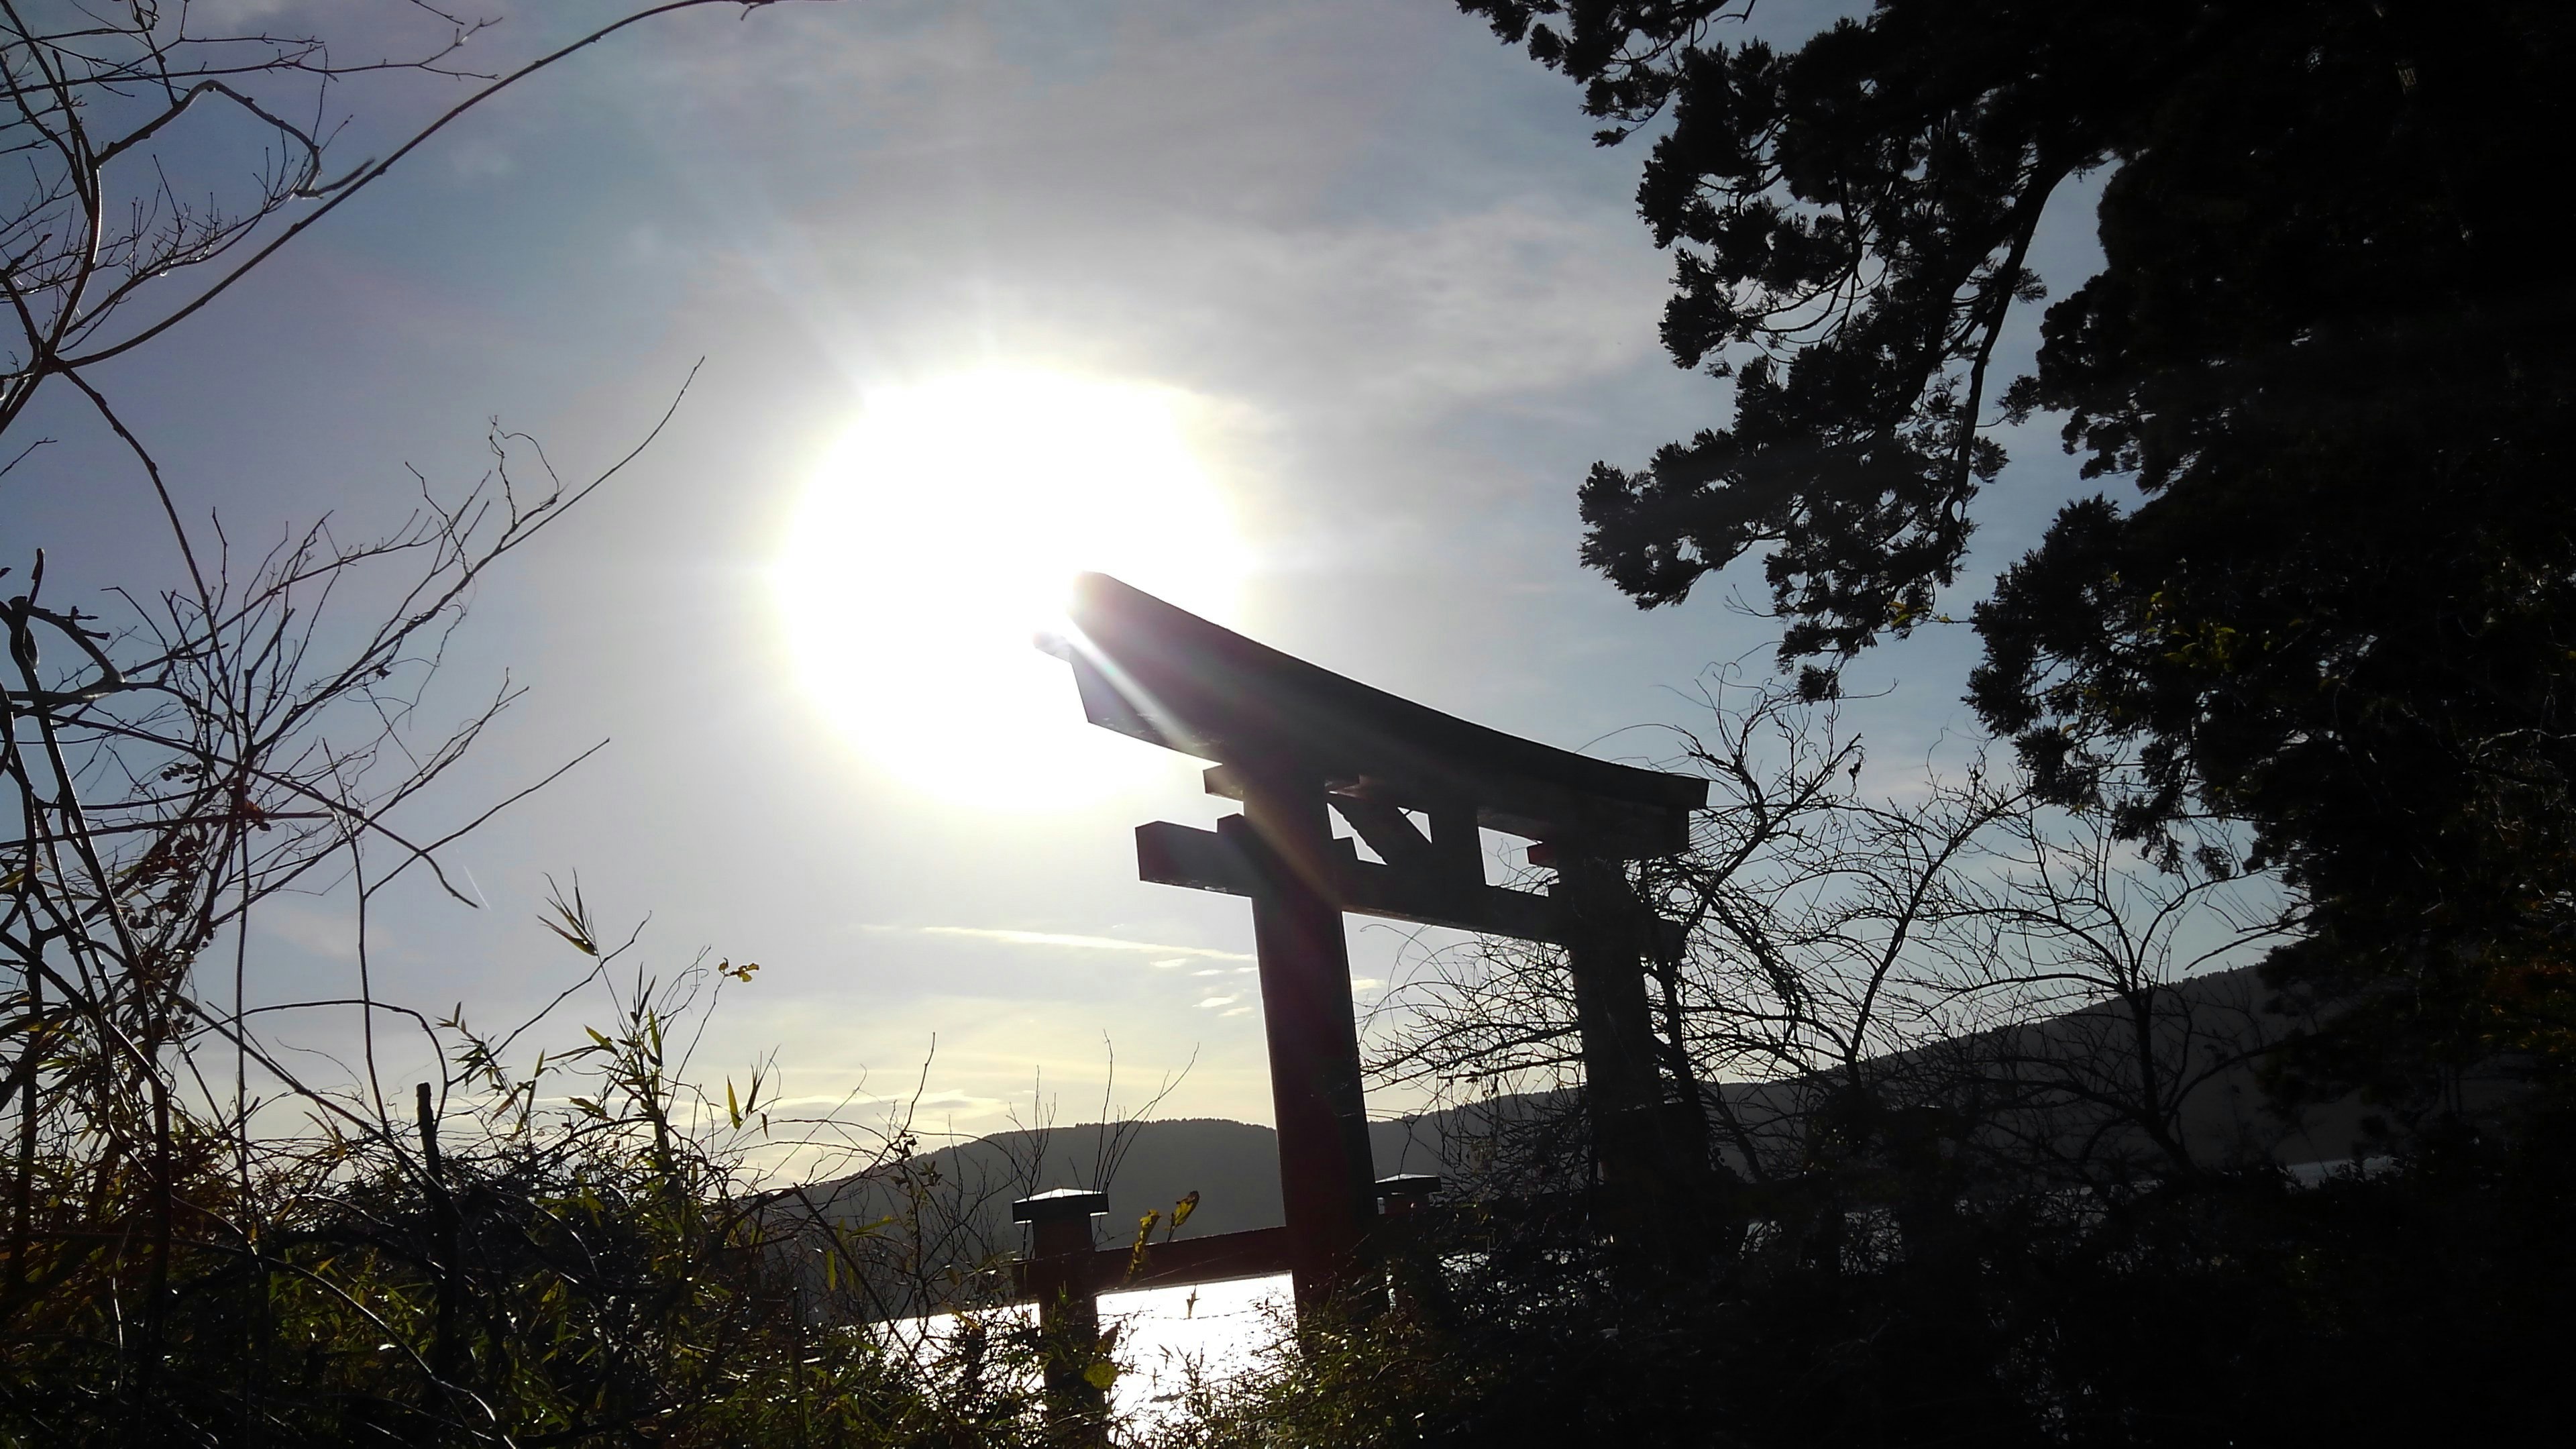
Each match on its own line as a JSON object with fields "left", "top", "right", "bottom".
{"left": 1096, "top": 1273, "right": 1295, "bottom": 1422}
{"left": 883, "top": 1273, "right": 1295, "bottom": 1430}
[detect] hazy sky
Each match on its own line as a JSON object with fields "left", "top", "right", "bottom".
{"left": 13, "top": 1, "right": 2106, "bottom": 1146}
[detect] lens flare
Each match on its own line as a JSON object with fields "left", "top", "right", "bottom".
{"left": 774, "top": 368, "right": 1244, "bottom": 808}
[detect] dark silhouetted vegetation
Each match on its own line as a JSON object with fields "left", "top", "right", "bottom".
{"left": 1460, "top": 0, "right": 2576, "bottom": 1116}
{"left": 10, "top": 1, "right": 2572, "bottom": 1443}
{"left": 1160, "top": 3, "right": 2576, "bottom": 1442}
{"left": 1158, "top": 681, "right": 2569, "bottom": 1446}
{"left": 0, "top": 6, "right": 1057, "bottom": 1445}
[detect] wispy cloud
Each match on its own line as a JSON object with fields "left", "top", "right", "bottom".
{"left": 1197, "top": 995, "right": 1242, "bottom": 1010}
{"left": 871, "top": 925, "right": 1252, "bottom": 961}
{"left": 254, "top": 899, "right": 358, "bottom": 964}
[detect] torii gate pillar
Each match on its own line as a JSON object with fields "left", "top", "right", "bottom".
{"left": 1228, "top": 777, "right": 1377, "bottom": 1311}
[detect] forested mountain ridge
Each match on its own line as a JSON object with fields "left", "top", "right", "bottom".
{"left": 807, "top": 960, "right": 2457, "bottom": 1287}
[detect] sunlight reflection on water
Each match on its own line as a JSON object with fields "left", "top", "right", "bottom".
{"left": 1097, "top": 1273, "right": 1294, "bottom": 1424}
{"left": 885, "top": 1273, "right": 1293, "bottom": 1430}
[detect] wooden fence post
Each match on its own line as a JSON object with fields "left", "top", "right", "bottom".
{"left": 1013, "top": 1189, "right": 1108, "bottom": 1441}
{"left": 1375, "top": 1173, "right": 1443, "bottom": 1318}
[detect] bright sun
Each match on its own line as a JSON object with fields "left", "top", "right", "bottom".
{"left": 773, "top": 368, "right": 1246, "bottom": 808}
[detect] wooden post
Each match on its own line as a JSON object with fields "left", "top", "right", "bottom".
{"left": 1374, "top": 1172, "right": 1442, "bottom": 1222}
{"left": 1226, "top": 773, "right": 1378, "bottom": 1317}
{"left": 1013, "top": 1189, "right": 1108, "bottom": 1437}
{"left": 1552, "top": 851, "right": 1697, "bottom": 1278}
{"left": 1375, "top": 1173, "right": 1442, "bottom": 1318}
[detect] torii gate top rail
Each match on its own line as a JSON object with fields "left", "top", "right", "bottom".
{"left": 1051, "top": 573, "right": 1705, "bottom": 857}
{"left": 1043, "top": 573, "right": 1709, "bottom": 1314}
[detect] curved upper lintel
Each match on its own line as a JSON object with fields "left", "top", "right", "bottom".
{"left": 1049, "top": 572, "right": 1706, "bottom": 859}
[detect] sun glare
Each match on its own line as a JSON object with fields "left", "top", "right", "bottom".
{"left": 774, "top": 368, "right": 1245, "bottom": 808}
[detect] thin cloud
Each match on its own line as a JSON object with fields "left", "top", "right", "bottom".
{"left": 1197, "top": 995, "right": 1242, "bottom": 1010}
{"left": 874, "top": 925, "right": 1252, "bottom": 961}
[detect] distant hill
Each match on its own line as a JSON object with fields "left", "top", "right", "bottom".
{"left": 796, "top": 1113, "right": 1466, "bottom": 1269}
{"left": 798, "top": 963, "right": 2498, "bottom": 1312}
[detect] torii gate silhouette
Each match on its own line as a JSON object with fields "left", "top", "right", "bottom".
{"left": 1043, "top": 574, "right": 1709, "bottom": 1313}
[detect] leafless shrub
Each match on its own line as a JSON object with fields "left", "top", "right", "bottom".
{"left": 1371, "top": 673, "right": 2304, "bottom": 1211}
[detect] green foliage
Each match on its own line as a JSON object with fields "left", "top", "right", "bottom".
{"left": 2, "top": 6, "right": 1059, "bottom": 1443}
{"left": 0, "top": 932, "right": 1050, "bottom": 1447}
{"left": 1149, "top": 1298, "right": 1484, "bottom": 1449}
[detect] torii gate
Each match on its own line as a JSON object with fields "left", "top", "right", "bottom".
{"left": 1042, "top": 574, "right": 1709, "bottom": 1311}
